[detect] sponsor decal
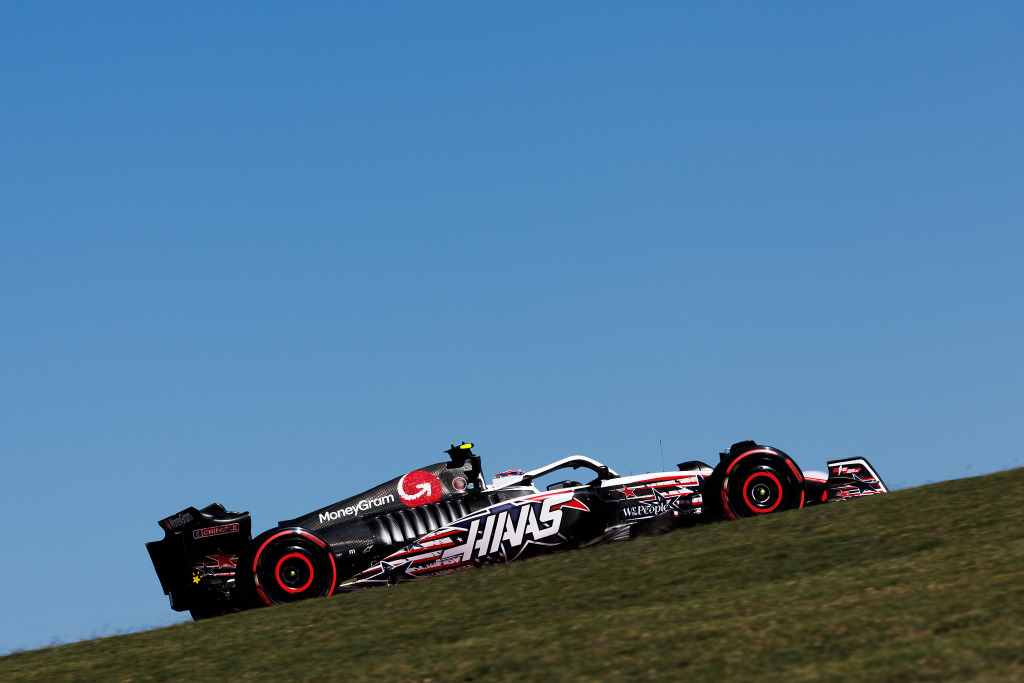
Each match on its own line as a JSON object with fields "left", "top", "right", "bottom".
{"left": 318, "top": 494, "right": 396, "bottom": 523}
{"left": 353, "top": 491, "right": 592, "bottom": 585}
{"left": 442, "top": 490, "right": 581, "bottom": 564}
{"left": 164, "top": 512, "right": 194, "bottom": 530}
{"left": 398, "top": 470, "right": 443, "bottom": 507}
{"left": 193, "top": 523, "right": 240, "bottom": 540}
{"left": 622, "top": 501, "right": 672, "bottom": 519}
{"left": 620, "top": 488, "right": 683, "bottom": 520}
{"left": 836, "top": 465, "right": 862, "bottom": 476}
{"left": 452, "top": 476, "right": 468, "bottom": 492}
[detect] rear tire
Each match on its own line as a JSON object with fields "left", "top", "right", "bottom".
{"left": 247, "top": 527, "right": 337, "bottom": 606}
{"left": 719, "top": 448, "right": 805, "bottom": 520}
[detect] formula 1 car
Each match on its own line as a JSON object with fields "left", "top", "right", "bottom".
{"left": 146, "top": 441, "right": 887, "bottom": 619}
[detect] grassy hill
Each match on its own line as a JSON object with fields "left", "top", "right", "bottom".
{"left": 3, "top": 468, "right": 1024, "bottom": 681}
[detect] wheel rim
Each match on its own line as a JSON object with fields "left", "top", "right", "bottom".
{"left": 275, "top": 552, "right": 315, "bottom": 593}
{"left": 741, "top": 470, "right": 783, "bottom": 513}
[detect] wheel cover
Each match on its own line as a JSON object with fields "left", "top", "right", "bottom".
{"left": 275, "top": 552, "right": 315, "bottom": 594}
{"left": 742, "top": 470, "right": 783, "bottom": 513}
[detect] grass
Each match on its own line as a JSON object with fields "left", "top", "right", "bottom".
{"left": 3, "top": 467, "right": 1024, "bottom": 681}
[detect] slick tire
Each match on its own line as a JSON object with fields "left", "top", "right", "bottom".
{"left": 246, "top": 527, "right": 337, "bottom": 606}
{"left": 719, "top": 447, "right": 805, "bottom": 520}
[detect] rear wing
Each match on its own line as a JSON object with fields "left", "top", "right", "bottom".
{"left": 825, "top": 458, "right": 888, "bottom": 500}
{"left": 146, "top": 504, "right": 251, "bottom": 611}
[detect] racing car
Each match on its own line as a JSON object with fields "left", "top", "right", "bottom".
{"left": 146, "top": 440, "right": 887, "bottom": 619}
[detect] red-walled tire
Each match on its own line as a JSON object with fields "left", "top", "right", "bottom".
{"left": 719, "top": 448, "right": 805, "bottom": 520}
{"left": 248, "top": 527, "right": 337, "bottom": 606}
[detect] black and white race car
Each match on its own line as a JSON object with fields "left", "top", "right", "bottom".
{"left": 147, "top": 441, "right": 887, "bottom": 619}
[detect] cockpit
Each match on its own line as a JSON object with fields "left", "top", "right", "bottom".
{"left": 489, "top": 456, "right": 620, "bottom": 492}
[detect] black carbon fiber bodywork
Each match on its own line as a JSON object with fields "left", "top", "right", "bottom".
{"left": 283, "top": 461, "right": 476, "bottom": 534}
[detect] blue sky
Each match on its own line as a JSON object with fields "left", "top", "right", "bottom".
{"left": 1, "top": 2, "right": 1021, "bottom": 653}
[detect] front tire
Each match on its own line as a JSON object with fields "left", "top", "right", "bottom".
{"left": 247, "top": 527, "right": 337, "bottom": 606}
{"left": 719, "top": 447, "right": 805, "bottom": 520}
